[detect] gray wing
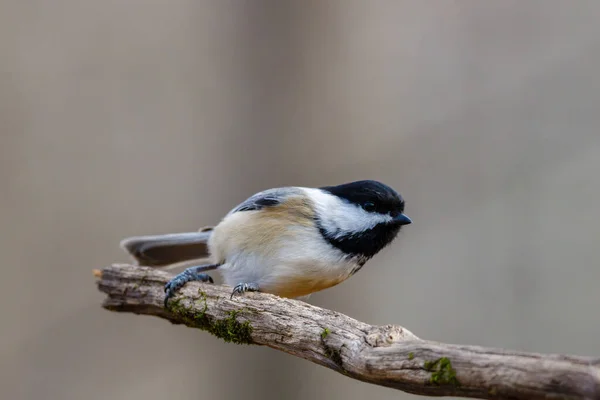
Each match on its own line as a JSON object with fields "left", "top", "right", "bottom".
{"left": 228, "top": 187, "right": 304, "bottom": 215}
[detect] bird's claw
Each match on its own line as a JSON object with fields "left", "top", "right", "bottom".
{"left": 164, "top": 272, "right": 213, "bottom": 307}
{"left": 230, "top": 282, "right": 259, "bottom": 300}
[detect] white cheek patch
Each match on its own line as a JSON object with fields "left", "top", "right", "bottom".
{"left": 303, "top": 188, "right": 393, "bottom": 238}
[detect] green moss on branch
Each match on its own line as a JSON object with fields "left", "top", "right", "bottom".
{"left": 167, "top": 295, "right": 253, "bottom": 345}
{"left": 424, "top": 357, "right": 460, "bottom": 386}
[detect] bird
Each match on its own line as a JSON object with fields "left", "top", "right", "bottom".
{"left": 120, "top": 180, "right": 412, "bottom": 307}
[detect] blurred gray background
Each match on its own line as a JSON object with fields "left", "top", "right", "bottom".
{"left": 1, "top": 1, "right": 599, "bottom": 399}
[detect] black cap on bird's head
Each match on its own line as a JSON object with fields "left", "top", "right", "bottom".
{"left": 317, "top": 180, "right": 412, "bottom": 263}
{"left": 320, "top": 180, "right": 412, "bottom": 226}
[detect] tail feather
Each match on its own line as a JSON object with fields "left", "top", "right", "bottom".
{"left": 120, "top": 227, "right": 214, "bottom": 269}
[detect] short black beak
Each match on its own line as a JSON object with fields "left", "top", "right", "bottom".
{"left": 394, "top": 213, "right": 412, "bottom": 226}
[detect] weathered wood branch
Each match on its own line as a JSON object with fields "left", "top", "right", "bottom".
{"left": 96, "top": 264, "right": 600, "bottom": 400}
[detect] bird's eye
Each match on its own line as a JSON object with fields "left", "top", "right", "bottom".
{"left": 362, "top": 201, "right": 376, "bottom": 212}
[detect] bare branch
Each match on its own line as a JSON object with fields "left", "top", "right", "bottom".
{"left": 96, "top": 264, "right": 600, "bottom": 400}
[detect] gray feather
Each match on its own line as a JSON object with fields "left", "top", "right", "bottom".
{"left": 120, "top": 187, "right": 303, "bottom": 268}
{"left": 229, "top": 187, "right": 303, "bottom": 214}
{"left": 120, "top": 229, "right": 213, "bottom": 268}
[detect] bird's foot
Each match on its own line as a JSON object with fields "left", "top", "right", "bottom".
{"left": 230, "top": 282, "right": 260, "bottom": 299}
{"left": 164, "top": 267, "right": 214, "bottom": 307}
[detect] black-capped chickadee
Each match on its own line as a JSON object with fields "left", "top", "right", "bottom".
{"left": 120, "top": 180, "right": 412, "bottom": 306}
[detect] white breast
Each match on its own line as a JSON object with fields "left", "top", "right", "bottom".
{"left": 207, "top": 206, "right": 360, "bottom": 299}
